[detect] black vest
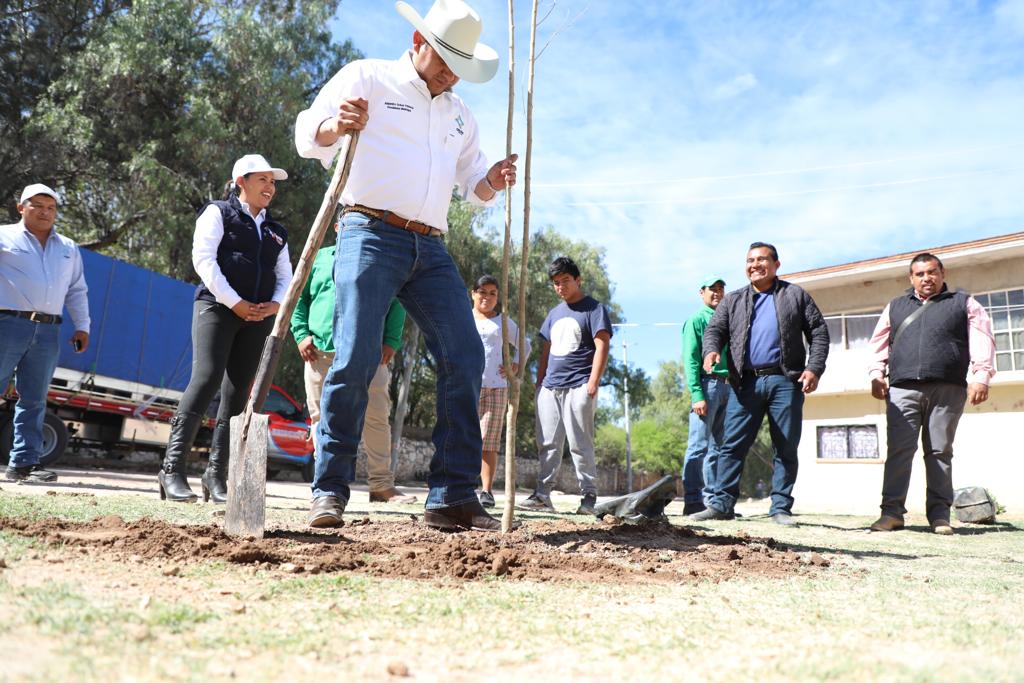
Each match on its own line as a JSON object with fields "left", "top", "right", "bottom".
{"left": 887, "top": 286, "right": 970, "bottom": 387}
{"left": 195, "top": 195, "right": 288, "bottom": 305}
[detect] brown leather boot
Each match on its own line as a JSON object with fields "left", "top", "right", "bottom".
{"left": 869, "top": 514, "right": 905, "bottom": 532}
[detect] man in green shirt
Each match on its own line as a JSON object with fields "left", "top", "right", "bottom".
{"left": 291, "top": 239, "right": 415, "bottom": 503}
{"left": 680, "top": 276, "right": 730, "bottom": 515}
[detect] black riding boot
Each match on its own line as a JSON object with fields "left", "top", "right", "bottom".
{"left": 201, "top": 418, "right": 230, "bottom": 503}
{"left": 158, "top": 412, "right": 201, "bottom": 503}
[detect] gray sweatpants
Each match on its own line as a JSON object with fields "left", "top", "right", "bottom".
{"left": 535, "top": 385, "right": 598, "bottom": 497}
{"left": 882, "top": 382, "right": 967, "bottom": 523}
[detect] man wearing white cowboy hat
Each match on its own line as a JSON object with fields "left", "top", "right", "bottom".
{"left": 1, "top": 184, "right": 90, "bottom": 483}
{"left": 295, "top": 0, "right": 517, "bottom": 531}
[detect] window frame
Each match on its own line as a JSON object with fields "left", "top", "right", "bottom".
{"left": 815, "top": 423, "right": 883, "bottom": 463}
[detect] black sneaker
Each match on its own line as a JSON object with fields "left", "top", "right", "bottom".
{"left": 576, "top": 493, "right": 597, "bottom": 516}
{"left": 478, "top": 490, "right": 496, "bottom": 508}
{"left": 4, "top": 465, "right": 58, "bottom": 483}
{"left": 517, "top": 493, "right": 555, "bottom": 512}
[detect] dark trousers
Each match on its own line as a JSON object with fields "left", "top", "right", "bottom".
{"left": 177, "top": 299, "right": 273, "bottom": 421}
{"left": 882, "top": 382, "right": 967, "bottom": 523}
{"left": 708, "top": 373, "right": 804, "bottom": 515}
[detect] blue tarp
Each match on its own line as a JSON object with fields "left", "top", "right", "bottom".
{"left": 58, "top": 250, "right": 195, "bottom": 392}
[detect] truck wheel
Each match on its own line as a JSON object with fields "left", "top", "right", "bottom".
{"left": 0, "top": 411, "right": 69, "bottom": 467}
{"left": 301, "top": 457, "right": 315, "bottom": 483}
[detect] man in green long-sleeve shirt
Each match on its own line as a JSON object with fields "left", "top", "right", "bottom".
{"left": 680, "top": 276, "right": 731, "bottom": 515}
{"left": 291, "top": 238, "right": 415, "bottom": 503}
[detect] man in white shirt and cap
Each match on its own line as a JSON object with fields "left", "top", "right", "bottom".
{"left": 294, "top": 0, "right": 517, "bottom": 531}
{"left": 1, "top": 184, "right": 90, "bottom": 483}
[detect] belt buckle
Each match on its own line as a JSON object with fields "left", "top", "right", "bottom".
{"left": 29, "top": 311, "right": 42, "bottom": 323}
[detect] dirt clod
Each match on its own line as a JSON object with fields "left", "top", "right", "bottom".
{"left": 387, "top": 661, "right": 410, "bottom": 677}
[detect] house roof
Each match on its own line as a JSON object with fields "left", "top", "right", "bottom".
{"left": 783, "top": 231, "right": 1024, "bottom": 284}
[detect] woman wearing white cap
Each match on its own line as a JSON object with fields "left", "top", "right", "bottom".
{"left": 158, "top": 154, "right": 292, "bottom": 503}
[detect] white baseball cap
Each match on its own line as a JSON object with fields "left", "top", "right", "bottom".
{"left": 19, "top": 183, "right": 60, "bottom": 205}
{"left": 231, "top": 154, "right": 288, "bottom": 181}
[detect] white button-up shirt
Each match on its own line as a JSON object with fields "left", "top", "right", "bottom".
{"left": 192, "top": 201, "right": 292, "bottom": 309}
{"left": 294, "top": 51, "right": 497, "bottom": 233}
{"left": 0, "top": 222, "right": 90, "bottom": 331}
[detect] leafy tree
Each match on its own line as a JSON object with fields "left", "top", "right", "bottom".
{"left": 601, "top": 358, "right": 652, "bottom": 424}
{"left": 1, "top": 0, "right": 131, "bottom": 214}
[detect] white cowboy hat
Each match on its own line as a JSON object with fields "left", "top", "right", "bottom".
{"left": 396, "top": 0, "right": 499, "bottom": 83}
{"left": 231, "top": 154, "right": 288, "bottom": 181}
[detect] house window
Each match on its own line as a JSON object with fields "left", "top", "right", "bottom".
{"left": 977, "top": 288, "right": 1024, "bottom": 371}
{"left": 817, "top": 425, "right": 880, "bottom": 460}
{"left": 821, "top": 311, "right": 883, "bottom": 351}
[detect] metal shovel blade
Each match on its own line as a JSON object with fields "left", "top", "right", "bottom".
{"left": 224, "top": 412, "right": 270, "bottom": 538}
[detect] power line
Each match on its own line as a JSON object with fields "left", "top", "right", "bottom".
{"left": 534, "top": 142, "right": 1024, "bottom": 190}
{"left": 564, "top": 166, "right": 1024, "bottom": 208}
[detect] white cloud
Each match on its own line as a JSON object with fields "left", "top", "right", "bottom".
{"left": 712, "top": 73, "right": 758, "bottom": 99}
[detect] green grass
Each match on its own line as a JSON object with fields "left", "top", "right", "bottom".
{"left": 2, "top": 489, "right": 1023, "bottom": 681}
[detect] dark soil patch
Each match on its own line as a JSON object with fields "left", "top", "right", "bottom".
{"left": 0, "top": 515, "right": 826, "bottom": 583}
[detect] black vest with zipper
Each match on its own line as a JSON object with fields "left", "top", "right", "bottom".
{"left": 887, "top": 286, "right": 970, "bottom": 387}
{"left": 195, "top": 195, "right": 288, "bottom": 305}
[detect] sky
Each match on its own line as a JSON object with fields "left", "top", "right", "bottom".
{"left": 327, "top": 0, "right": 1024, "bottom": 379}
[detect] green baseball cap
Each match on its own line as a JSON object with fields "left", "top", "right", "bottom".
{"left": 700, "top": 276, "right": 726, "bottom": 289}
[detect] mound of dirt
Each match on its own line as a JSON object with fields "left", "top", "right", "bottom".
{"left": 0, "top": 515, "right": 826, "bottom": 583}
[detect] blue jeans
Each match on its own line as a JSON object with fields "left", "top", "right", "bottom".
{"left": 313, "top": 213, "right": 484, "bottom": 509}
{"left": 708, "top": 373, "right": 804, "bottom": 515}
{"left": 682, "top": 376, "right": 729, "bottom": 506}
{"left": 0, "top": 314, "right": 60, "bottom": 468}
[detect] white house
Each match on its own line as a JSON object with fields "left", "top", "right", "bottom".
{"left": 783, "top": 232, "right": 1024, "bottom": 515}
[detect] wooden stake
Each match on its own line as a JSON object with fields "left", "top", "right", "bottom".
{"left": 499, "top": 0, "right": 517, "bottom": 533}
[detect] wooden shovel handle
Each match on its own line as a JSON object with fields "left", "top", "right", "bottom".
{"left": 244, "top": 131, "right": 361, "bottom": 423}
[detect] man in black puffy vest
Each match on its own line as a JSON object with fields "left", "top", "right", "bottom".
{"left": 867, "top": 253, "right": 996, "bottom": 535}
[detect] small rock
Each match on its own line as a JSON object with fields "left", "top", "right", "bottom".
{"left": 809, "top": 552, "right": 830, "bottom": 567}
{"left": 409, "top": 514, "right": 419, "bottom": 522}
{"left": 230, "top": 602, "right": 246, "bottom": 614}
{"left": 734, "top": 530, "right": 749, "bottom": 539}
{"left": 139, "top": 594, "right": 152, "bottom": 610}
{"left": 0, "top": 558, "right": 7, "bottom": 569}
{"left": 129, "top": 554, "right": 143, "bottom": 564}
{"left": 46, "top": 555, "right": 64, "bottom": 564}
{"left": 601, "top": 514, "right": 619, "bottom": 525}
{"left": 280, "top": 562, "right": 301, "bottom": 574}
{"left": 387, "top": 661, "right": 410, "bottom": 677}
{"left": 129, "top": 625, "right": 151, "bottom": 642}
{"left": 161, "top": 565, "right": 181, "bottom": 577}
{"left": 211, "top": 509, "right": 225, "bottom": 518}
{"left": 492, "top": 556, "right": 509, "bottom": 576}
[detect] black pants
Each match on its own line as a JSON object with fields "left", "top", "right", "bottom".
{"left": 177, "top": 299, "right": 274, "bottom": 420}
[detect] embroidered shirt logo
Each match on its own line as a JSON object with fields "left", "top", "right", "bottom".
{"left": 454, "top": 114, "right": 465, "bottom": 135}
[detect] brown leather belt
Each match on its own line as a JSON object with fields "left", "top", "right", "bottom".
{"left": 342, "top": 205, "right": 443, "bottom": 237}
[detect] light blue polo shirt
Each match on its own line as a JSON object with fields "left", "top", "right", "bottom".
{"left": 0, "top": 222, "right": 90, "bottom": 330}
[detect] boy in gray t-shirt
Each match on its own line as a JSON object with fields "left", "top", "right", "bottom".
{"left": 519, "top": 257, "right": 612, "bottom": 515}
